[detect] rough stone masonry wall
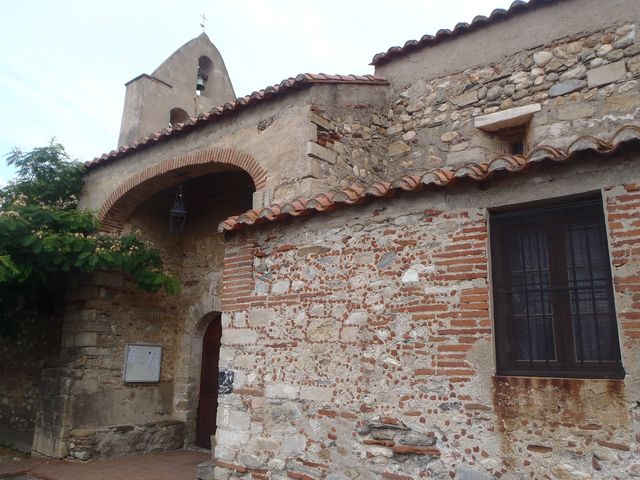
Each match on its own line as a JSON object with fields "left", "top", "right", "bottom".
{"left": 61, "top": 272, "right": 184, "bottom": 461}
{"left": 305, "top": 23, "right": 640, "bottom": 189}
{"left": 215, "top": 167, "right": 640, "bottom": 479}
{"left": 33, "top": 197, "right": 185, "bottom": 460}
{"left": 55, "top": 269, "right": 183, "bottom": 461}
{"left": 0, "top": 315, "right": 61, "bottom": 433}
{"left": 304, "top": 87, "right": 390, "bottom": 191}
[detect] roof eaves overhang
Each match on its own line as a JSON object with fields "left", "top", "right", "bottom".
{"left": 219, "top": 124, "right": 640, "bottom": 232}
{"left": 370, "top": 0, "right": 561, "bottom": 67}
{"left": 87, "top": 74, "right": 389, "bottom": 170}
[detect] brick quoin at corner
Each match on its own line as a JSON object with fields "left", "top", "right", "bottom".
{"left": 4, "top": 1, "right": 640, "bottom": 479}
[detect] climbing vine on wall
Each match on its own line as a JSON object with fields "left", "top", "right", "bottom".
{"left": 0, "top": 141, "right": 179, "bottom": 336}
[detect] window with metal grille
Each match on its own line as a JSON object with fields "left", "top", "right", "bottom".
{"left": 490, "top": 196, "right": 625, "bottom": 379}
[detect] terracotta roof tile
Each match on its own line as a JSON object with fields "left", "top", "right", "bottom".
{"left": 371, "top": 0, "right": 558, "bottom": 66}
{"left": 86, "top": 74, "right": 388, "bottom": 170}
{"left": 219, "top": 124, "right": 640, "bottom": 232}
{"left": 364, "top": 182, "right": 393, "bottom": 197}
{"left": 332, "top": 186, "right": 365, "bottom": 203}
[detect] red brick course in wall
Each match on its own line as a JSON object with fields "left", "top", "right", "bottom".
{"left": 605, "top": 183, "right": 640, "bottom": 345}
{"left": 222, "top": 239, "right": 258, "bottom": 312}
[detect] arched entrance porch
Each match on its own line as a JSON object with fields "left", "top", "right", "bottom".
{"left": 33, "top": 149, "right": 261, "bottom": 458}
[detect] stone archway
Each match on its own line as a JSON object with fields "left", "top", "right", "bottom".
{"left": 97, "top": 147, "right": 267, "bottom": 232}
{"left": 91, "top": 152, "right": 259, "bottom": 448}
{"left": 29, "top": 152, "right": 258, "bottom": 459}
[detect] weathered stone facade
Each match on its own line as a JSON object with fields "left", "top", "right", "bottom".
{"left": 31, "top": 172, "right": 254, "bottom": 460}
{"left": 10, "top": 0, "right": 640, "bottom": 479}
{"left": 215, "top": 153, "right": 640, "bottom": 479}
{"left": 310, "top": 22, "right": 640, "bottom": 189}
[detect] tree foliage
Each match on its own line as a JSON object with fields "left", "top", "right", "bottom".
{"left": 0, "top": 141, "right": 179, "bottom": 335}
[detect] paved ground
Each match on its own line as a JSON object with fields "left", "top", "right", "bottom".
{"left": 0, "top": 449, "right": 211, "bottom": 480}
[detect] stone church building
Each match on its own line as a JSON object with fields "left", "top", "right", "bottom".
{"left": 3, "top": 0, "right": 640, "bottom": 478}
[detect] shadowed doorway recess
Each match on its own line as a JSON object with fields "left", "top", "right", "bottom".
{"left": 195, "top": 315, "right": 222, "bottom": 449}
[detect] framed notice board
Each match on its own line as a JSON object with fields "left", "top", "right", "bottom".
{"left": 123, "top": 344, "right": 162, "bottom": 383}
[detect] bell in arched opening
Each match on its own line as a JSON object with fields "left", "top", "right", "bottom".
{"left": 196, "top": 56, "right": 213, "bottom": 96}
{"left": 196, "top": 75, "right": 206, "bottom": 91}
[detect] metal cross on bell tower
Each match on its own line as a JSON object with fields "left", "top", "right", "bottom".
{"left": 199, "top": 13, "right": 208, "bottom": 33}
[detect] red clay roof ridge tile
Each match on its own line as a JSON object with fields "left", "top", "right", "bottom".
{"left": 218, "top": 124, "right": 640, "bottom": 232}
{"left": 371, "top": 0, "right": 560, "bottom": 66}
{"left": 86, "top": 73, "right": 388, "bottom": 170}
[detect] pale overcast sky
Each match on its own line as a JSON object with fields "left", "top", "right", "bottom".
{"left": 0, "top": 0, "right": 519, "bottom": 185}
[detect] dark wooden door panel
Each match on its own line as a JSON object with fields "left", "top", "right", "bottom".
{"left": 195, "top": 315, "right": 222, "bottom": 449}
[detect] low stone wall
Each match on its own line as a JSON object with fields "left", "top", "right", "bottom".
{"left": 68, "top": 419, "right": 185, "bottom": 460}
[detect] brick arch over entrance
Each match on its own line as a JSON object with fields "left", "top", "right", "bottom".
{"left": 97, "top": 147, "right": 267, "bottom": 232}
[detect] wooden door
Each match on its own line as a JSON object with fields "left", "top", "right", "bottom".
{"left": 195, "top": 315, "right": 222, "bottom": 449}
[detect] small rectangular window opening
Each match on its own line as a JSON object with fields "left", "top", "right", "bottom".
{"left": 498, "top": 125, "right": 527, "bottom": 156}
{"left": 509, "top": 141, "right": 524, "bottom": 156}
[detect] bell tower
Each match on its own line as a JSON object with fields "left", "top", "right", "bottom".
{"left": 117, "top": 33, "right": 236, "bottom": 147}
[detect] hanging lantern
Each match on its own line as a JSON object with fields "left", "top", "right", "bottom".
{"left": 169, "top": 185, "right": 188, "bottom": 234}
